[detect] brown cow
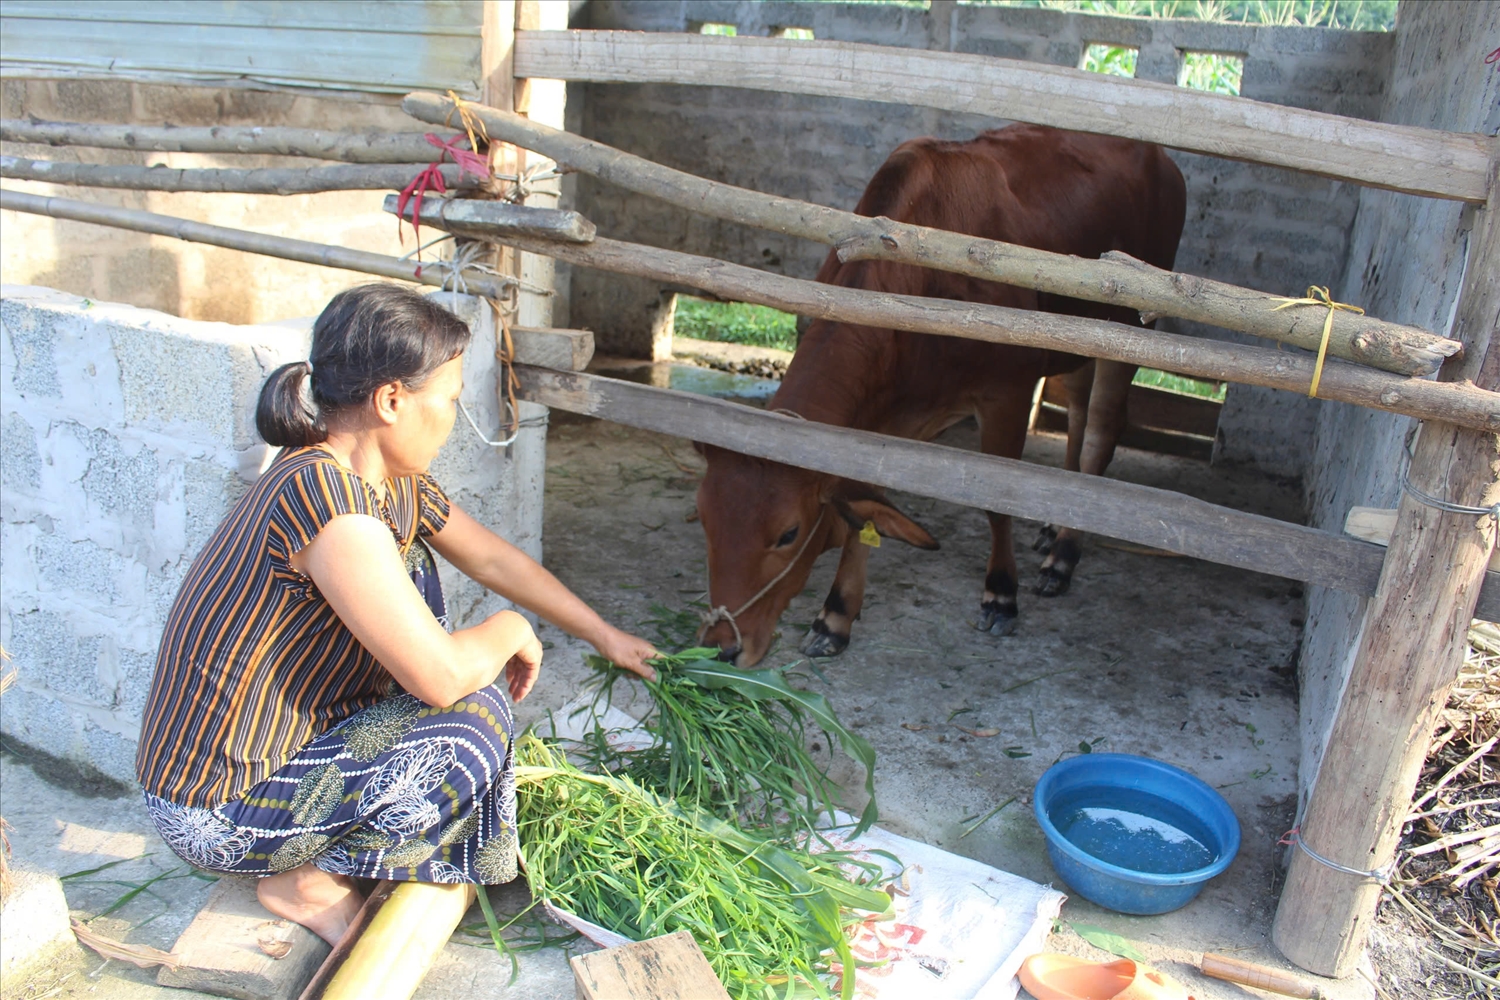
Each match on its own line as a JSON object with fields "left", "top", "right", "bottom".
{"left": 697, "top": 125, "right": 1186, "bottom": 666}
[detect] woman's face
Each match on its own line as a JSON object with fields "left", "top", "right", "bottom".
{"left": 380, "top": 354, "right": 464, "bottom": 477}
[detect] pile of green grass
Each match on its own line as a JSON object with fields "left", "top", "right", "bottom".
{"left": 515, "top": 737, "right": 889, "bottom": 1000}
{"left": 581, "top": 649, "right": 878, "bottom": 838}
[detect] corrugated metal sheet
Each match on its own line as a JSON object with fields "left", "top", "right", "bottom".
{"left": 0, "top": 1, "right": 486, "bottom": 96}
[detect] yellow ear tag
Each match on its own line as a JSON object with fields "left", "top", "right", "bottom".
{"left": 859, "top": 520, "right": 881, "bottom": 548}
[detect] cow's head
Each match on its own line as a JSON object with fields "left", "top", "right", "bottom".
{"left": 695, "top": 444, "right": 937, "bottom": 666}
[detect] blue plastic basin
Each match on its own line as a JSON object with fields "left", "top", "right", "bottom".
{"left": 1034, "top": 753, "right": 1240, "bottom": 915}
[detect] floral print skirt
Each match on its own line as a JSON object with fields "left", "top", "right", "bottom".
{"left": 142, "top": 542, "right": 518, "bottom": 885}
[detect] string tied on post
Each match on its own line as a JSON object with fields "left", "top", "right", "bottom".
{"left": 1270, "top": 285, "right": 1365, "bottom": 398}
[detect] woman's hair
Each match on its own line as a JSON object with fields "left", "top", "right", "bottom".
{"left": 256, "top": 284, "right": 472, "bottom": 448}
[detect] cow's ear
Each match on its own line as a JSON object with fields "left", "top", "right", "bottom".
{"left": 832, "top": 487, "right": 939, "bottom": 551}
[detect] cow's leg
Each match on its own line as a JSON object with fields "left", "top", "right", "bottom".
{"left": 800, "top": 538, "right": 870, "bottom": 657}
{"left": 1034, "top": 365, "right": 1095, "bottom": 555}
{"left": 978, "top": 389, "right": 1034, "bottom": 636}
{"left": 1038, "top": 359, "right": 1136, "bottom": 597}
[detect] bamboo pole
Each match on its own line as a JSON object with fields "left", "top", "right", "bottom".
{"left": 1271, "top": 169, "right": 1500, "bottom": 977}
{"left": 399, "top": 92, "right": 1458, "bottom": 378}
{"left": 317, "top": 883, "right": 475, "bottom": 1000}
{"left": 0, "top": 119, "right": 468, "bottom": 163}
{"left": 510, "top": 31, "right": 1495, "bottom": 204}
{"left": 0, "top": 156, "right": 483, "bottom": 196}
{"left": 387, "top": 196, "right": 1500, "bottom": 434}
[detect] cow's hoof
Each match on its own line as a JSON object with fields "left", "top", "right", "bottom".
{"left": 976, "top": 603, "right": 1018, "bottom": 636}
{"left": 1035, "top": 567, "right": 1072, "bottom": 598}
{"left": 1032, "top": 525, "right": 1057, "bottom": 554}
{"left": 799, "top": 621, "right": 849, "bottom": 658}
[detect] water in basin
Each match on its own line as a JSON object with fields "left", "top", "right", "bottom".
{"left": 1051, "top": 786, "right": 1218, "bottom": 875}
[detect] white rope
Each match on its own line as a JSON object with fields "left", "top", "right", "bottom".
{"left": 699, "top": 507, "right": 827, "bottom": 653}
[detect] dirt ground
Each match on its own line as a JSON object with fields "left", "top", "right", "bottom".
{"left": 3, "top": 359, "right": 1442, "bottom": 999}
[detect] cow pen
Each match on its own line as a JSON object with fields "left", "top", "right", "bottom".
{"left": 1, "top": 3, "right": 1496, "bottom": 992}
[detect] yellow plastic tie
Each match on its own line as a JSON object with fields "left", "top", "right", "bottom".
{"left": 859, "top": 521, "right": 882, "bottom": 548}
{"left": 1271, "top": 285, "right": 1365, "bottom": 398}
{"left": 444, "top": 89, "right": 490, "bottom": 152}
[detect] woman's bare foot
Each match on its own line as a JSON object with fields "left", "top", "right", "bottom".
{"left": 257, "top": 864, "right": 365, "bottom": 946}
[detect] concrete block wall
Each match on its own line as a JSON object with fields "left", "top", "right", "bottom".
{"left": 565, "top": 0, "right": 1395, "bottom": 480}
{"left": 0, "top": 286, "right": 545, "bottom": 786}
{"left": 0, "top": 79, "right": 418, "bottom": 327}
{"left": 1296, "top": 0, "right": 1500, "bottom": 809}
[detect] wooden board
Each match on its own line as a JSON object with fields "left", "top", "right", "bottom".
{"left": 517, "top": 364, "right": 1500, "bottom": 620}
{"left": 157, "top": 877, "right": 329, "bottom": 1000}
{"left": 571, "top": 931, "right": 730, "bottom": 1000}
{"left": 1346, "top": 506, "right": 1500, "bottom": 574}
{"left": 511, "top": 326, "right": 594, "bottom": 371}
{"left": 1038, "top": 378, "right": 1222, "bottom": 437}
{"left": 512, "top": 31, "right": 1494, "bottom": 204}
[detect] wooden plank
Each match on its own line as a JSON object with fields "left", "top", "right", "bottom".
{"left": 1041, "top": 379, "right": 1222, "bottom": 438}
{"left": 1272, "top": 165, "right": 1500, "bottom": 976}
{"left": 519, "top": 365, "right": 1500, "bottom": 619}
{"left": 571, "top": 930, "right": 730, "bottom": 1000}
{"left": 0, "top": 120, "right": 467, "bottom": 163}
{"left": 511, "top": 31, "right": 1494, "bottom": 204}
{"left": 381, "top": 193, "right": 594, "bottom": 243}
{"left": 157, "top": 877, "right": 329, "bottom": 1000}
{"left": 516, "top": 364, "right": 1386, "bottom": 593}
{"left": 1035, "top": 403, "right": 1213, "bottom": 462}
{"left": 401, "top": 93, "right": 1461, "bottom": 377}
{"left": 433, "top": 222, "right": 1500, "bottom": 435}
{"left": 1344, "top": 506, "right": 1500, "bottom": 575}
{"left": 511, "top": 326, "right": 594, "bottom": 370}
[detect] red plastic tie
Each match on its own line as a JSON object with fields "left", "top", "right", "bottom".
{"left": 395, "top": 134, "right": 489, "bottom": 256}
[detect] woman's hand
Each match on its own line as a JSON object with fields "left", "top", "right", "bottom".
{"left": 592, "top": 626, "right": 659, "bottom": 682}
{"left": 504, "top": 635, "right": 544, "bottom": 703}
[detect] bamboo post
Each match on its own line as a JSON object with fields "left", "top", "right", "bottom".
{"left": 385, "top": 200, "right": 1500, "bottom": 433}
{"left": 400, "top": 91, "right": 1461, "bottom": 376}
{"left": 1271, "top": 168, "right": 1500, "bottom": 977}
{"left": 0, "top": 157, "right": 480, "bottom": 195}
{"left": 0, "top": 120, "right": 468, "bottom": 162}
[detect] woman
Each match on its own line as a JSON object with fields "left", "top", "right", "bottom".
{"left": 135, "top": 284, "right": 656, "bottom": 944}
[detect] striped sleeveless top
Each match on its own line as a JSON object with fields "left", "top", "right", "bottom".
{"left": 136, "top": 446, "right": 452, "bottom": 808}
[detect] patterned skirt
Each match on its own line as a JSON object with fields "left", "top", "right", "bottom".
{"left": 143, "top": 542, "right": 519, "bottom": 885}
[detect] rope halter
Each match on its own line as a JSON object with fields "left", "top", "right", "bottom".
{"left": 699, "top": 506, "right": 827, "bottom": 654}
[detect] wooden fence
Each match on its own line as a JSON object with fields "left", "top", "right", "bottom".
{"left": 3, "top": 23, "right": 1496, "bottom": 980}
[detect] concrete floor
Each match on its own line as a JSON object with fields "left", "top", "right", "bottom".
{"left": 1, "top": 368, "right": 1384, "bottom": 1000}
{"left": 536, "top": 396, "right": 1380, "bottom": 1000}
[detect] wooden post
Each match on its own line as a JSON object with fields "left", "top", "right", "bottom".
{"left": 1272, "top": 169, "right": 1500, "bottom": 977}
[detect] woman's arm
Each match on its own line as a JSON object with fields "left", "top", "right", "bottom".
{"left": 292, "top": 513, "right": 542, "bottom": 706}
{"left": 427, "top": 503, "right": 658, "bottom": 680}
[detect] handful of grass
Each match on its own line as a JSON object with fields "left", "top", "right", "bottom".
{"left": 515, "top": 736, "right": 890, "bottom": 1000}
{"left": 582, "top": 649, "right": 878, "bottom": 838}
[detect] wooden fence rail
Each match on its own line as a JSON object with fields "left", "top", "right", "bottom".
{"left": 390, "top": 195, "right": 1500, "bottom": 434}
{"left": 512, "top": 31, "right": 1495, "bottom": 204}
{"left": 0, "top": 156, "right": 479, "bottom": 196}
{"left": 515, "top": 365, "right": 1500, "bottom": 621}
{"left": 0, "top": 120, "right": 469, "bottom": 163}
{"left": 402, "top": 92, "right": 1459, "bottom": 377}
